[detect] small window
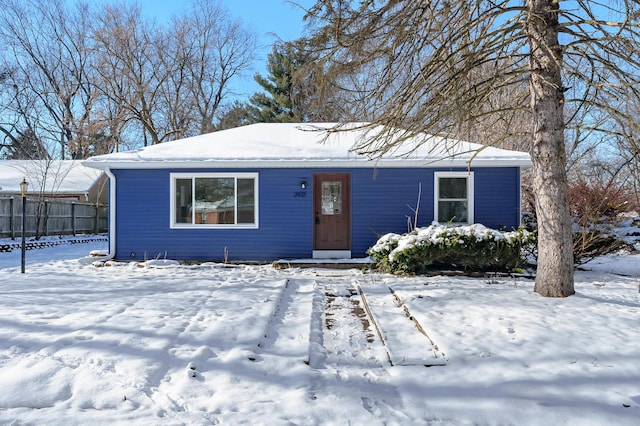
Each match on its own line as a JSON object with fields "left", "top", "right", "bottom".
{"left": 321, "top": 181, "right": 342, "bottom": 215}
{"left": 171, "top": 173, "right": 258, "bottom": 228}
{"left": 434, "top": 172, "right": 474, "bottom": 224}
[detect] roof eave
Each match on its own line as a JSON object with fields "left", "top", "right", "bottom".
{"left": 82, "top": 158, "right": 532, "bottom": 170}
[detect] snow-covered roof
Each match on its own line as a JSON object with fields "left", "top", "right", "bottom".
{"left": 83, "top": 122, "right": 532, "bottom": 169}
{"left": 0, "top": 160, "right": 103, "bottom": 195}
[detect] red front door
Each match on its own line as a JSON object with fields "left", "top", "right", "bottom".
{"left": 313, "top": 173, "right": 351, "bottom": 250}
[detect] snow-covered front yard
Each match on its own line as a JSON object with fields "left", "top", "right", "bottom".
{"left": 0, "top": 239, "right": 639, "bottom": 425}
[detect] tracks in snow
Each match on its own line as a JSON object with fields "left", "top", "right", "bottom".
{"left": 260, "top": 271, "right": 446, "bottom": 417}
{"left": 357, "top": 278, "right": 447, "bottom": 366}
{"left": 254, "top": 272, "right": 446, "bottom": 369}
{"left": 255, "top": 278, "right": 318, "bottom": 364}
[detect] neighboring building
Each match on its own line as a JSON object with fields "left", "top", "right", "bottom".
{"left": 0, "top": 160, "right": 107, "bottom": 205}
{"left": 83, "top": 122, "right": 532, "bottom": 261}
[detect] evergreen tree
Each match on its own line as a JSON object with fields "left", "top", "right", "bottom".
{"left": 241, "top": 39, "right": 346, "bottom": 124}
{"left": 247, "top": 40, "right": 309, "bottom": 123}
{"left": 2, "top": 128, "right": 49, "bottom": 160}
{"left": 216, "top": 101, "right": 253, "bottom": 130}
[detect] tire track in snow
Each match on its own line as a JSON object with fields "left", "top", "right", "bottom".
{"left": 357, "top": 276, "right": 447, "bottom": 366}
{"left": 308, "top": 280, "right": 328, "bottom": 369}
{"left": 322, "top": 278, "right": 387, "bottom": 367}
{"left": 306, "top": 273, "right": 409, "bottom": 422}
{"left": 254, "top": 278, "right": 320, "bottom": 361}
{"left": 256, "top": 279, "right": 294, "bottom": 351}
{"left": 307, "top": 272, "right": 388, "bottom": 405}
{"left": 248, "top": 277, "right": 324, "bottom": 402}
{"left": 306, "top": 280, "right": 327, "bottom": 402}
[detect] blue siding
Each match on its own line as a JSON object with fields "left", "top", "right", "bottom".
{"left": 112, "top": 166, "right": 521, "bottom": 261}
{"left": 351, "top": 168, "right": 434, "bottom": 256}
{"left": 473, "top": 167, "right": 521, "bottom": 229}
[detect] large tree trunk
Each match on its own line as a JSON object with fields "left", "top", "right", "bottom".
{"left": 528, "top": 0, "right": 575, "bottom": 297}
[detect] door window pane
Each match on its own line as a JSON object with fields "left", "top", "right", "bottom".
{"left": 322, "top": 181, "right": 342, "bottom": 215}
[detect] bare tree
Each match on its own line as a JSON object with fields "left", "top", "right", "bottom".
{"left": 304, "top": 0, "right": 640, "bottom": 297}
{"left": 1, "top": 128, "right": 49, "bottom": 160}
{"left": 178, "top": 0, "right": 257, "bottom": 134}
{"left": 451, "top": 62, "right": 533, "bottom": 152}
{"left": 611, "top": 88, "right": 640, "bottom": 210}
{"left": 92, "top": 0, "right": 256, "bottom": 144}
{"left": 0, "top": 0, "right": 255, "bottom": 155}
{"left": 0, "top": 0, "right": 104, "bottom": 159}
{"left": 0, "top": 68, "right": 45, "bottom": 158}
{"left": 11, "top": 159, "right": 77, "bottom": 238}
{"left": 92, "top": 4, "right": 169, "bottom": 146}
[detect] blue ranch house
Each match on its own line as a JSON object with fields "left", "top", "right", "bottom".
{"left": 83, "top": 123, "right": 532, "bottom": 262}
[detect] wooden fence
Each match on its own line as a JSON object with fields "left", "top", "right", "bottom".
{"left": 0, "top": 196, "right": 107, "bottom": 239}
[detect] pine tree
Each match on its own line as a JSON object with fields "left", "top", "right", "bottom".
{"left": 240, "top": 38, "right": 345, "bottom": 124}
{"left": 2, "top": 128, "right": 49, "bottom": 160}
{"left": 247, "top": 40, "right": 310, "bottom": 123}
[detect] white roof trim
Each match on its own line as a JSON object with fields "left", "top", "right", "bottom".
{"left": 83, "top": 158, "right": 531, "bottom": 170}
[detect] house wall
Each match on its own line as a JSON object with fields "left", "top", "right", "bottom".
{"left": 111, "top": 167, "right": 521, "bottom": 261}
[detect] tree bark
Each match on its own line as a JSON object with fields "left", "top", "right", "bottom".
{"left": 528, "top": 0, "right": 575, "bottom": 297}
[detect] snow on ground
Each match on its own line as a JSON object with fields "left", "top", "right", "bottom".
{"left": 0, "top": 238, "right": 639, "bottom": 425}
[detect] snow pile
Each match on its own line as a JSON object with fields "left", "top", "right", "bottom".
{"left": 611, "top": 215, "right": 640, "bottom": 249}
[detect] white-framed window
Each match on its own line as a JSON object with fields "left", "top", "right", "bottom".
{"left": 434, "top": 171, "right": 474, "bottom": 224}
{"left": 170, "top": 173, "right": 258, "bottom": 228}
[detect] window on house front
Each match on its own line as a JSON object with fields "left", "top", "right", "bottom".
{"left": 171, "top": 173, "right": 258, "bottom": 228}
{"left": 434, "top": 172, "right": 474, "bottom": 224}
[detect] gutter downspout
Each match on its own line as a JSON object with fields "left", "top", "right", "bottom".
{"left": 104, "top": 167, "right": 116, "bottom": 260}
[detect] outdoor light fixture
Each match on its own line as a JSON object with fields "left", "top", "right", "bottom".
{"left": 20, "top": 177, "right": 28, "bottom": 197}
{"left": 301, "top": 180, "right": 307, "bottom": 189}
{"left": 20, "top": 177, "right": 28, "bottom": 274}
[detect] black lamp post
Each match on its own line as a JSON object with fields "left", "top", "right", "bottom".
{"left": 20, "top": 177, "right": 28, "bottom": 274}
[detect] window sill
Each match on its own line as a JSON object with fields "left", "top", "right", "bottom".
{"left": 170, "top": 224, "right": 259, "bottom": 230}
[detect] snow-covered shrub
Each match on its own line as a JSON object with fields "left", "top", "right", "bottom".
{"left": 613, "top": 214, "right": 640, "bottom": 251}
{"left": 573, "top": 214, "right": 640, "bottom": 264}
{"left": 572, "top": 221, "right": 625, "bottom": 265}
{"left": 368, "top": 223, "right": 536, "bottom": 274}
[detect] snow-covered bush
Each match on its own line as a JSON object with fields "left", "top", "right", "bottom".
{"left": 573, "top": 214, "right": 640, "bottom": 264}
{"left": 368, "top": 223, "right": 536, "bottom": 274}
